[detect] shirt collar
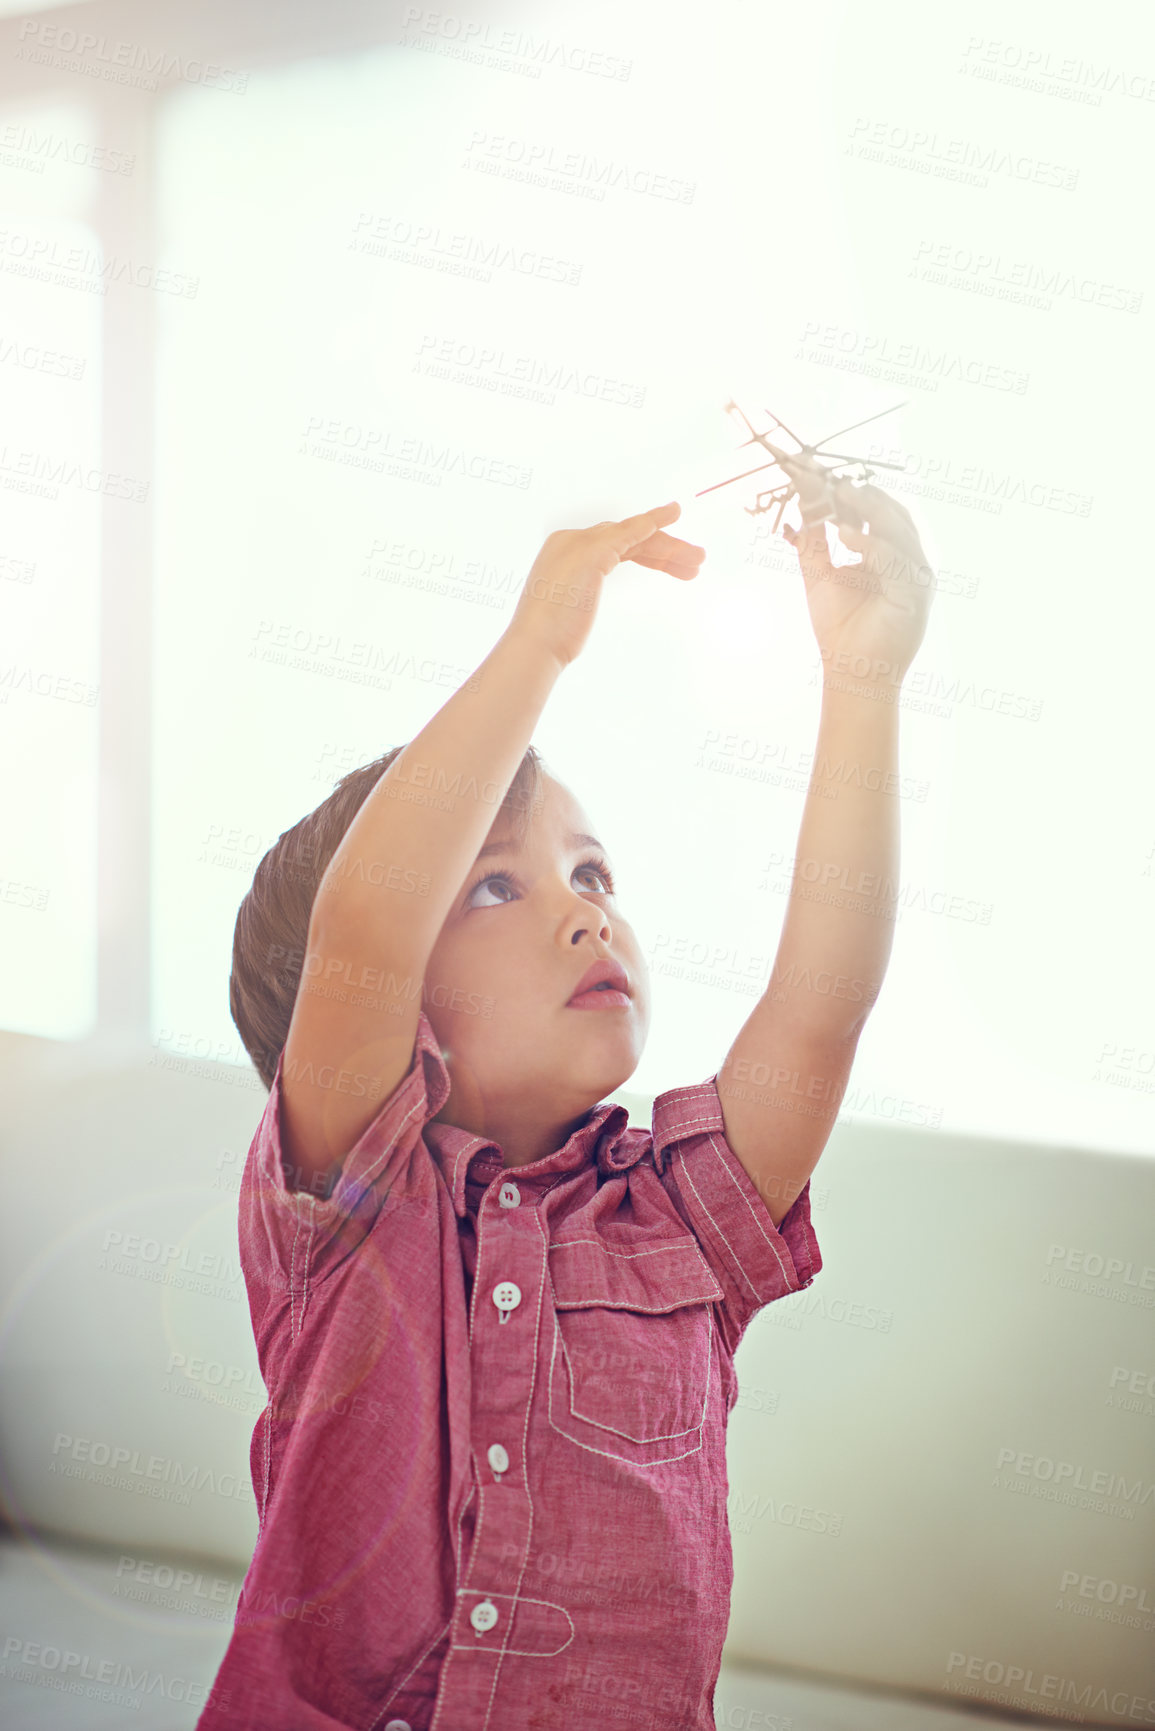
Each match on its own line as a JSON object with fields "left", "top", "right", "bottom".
{"left": 412, "top": 1007, "right": 645, "bottom": 1217}
{"left": 423, "top": 1098, "right": 636, "bottom": 1219}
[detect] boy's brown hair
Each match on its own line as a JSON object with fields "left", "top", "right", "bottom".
{"left": 229, "top": 746, "right": 546, "bottom": 1090}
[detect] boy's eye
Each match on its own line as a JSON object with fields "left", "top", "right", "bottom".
{"left": 574, "top": 862, "right": 614, "bottom": 893}
{"left": 466, "top": 873, "right": 515, "bottom": 910}
{"left": 464, "top": 858, "right": 616, "bottom": 910}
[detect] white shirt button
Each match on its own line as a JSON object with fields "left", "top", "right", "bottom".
{"left": 498, "top": 1181, "right": 521, "bottom": 1209}
{"left": 470, "top": 1598, "right": 499, "bottom": 1633}
{"left": 487, "top": 1442, "right": 510, "bottom": 1474}
{"left": 492, "top": 1281, "right": 521, "bottom": 1315}
{"left": 384, "top": 1722, "right": 411, "bottom": 1731}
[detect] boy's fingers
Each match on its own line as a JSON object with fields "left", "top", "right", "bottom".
{"left": 638, "top": 527, "right": 704, "bottom": 559}
{"left": 630, "top": 531, "right": 706, "bottom": 579}
{"left": 784, "top": 521, "right": 837, "bottom": 579}
{"left": 785, "top": 521, "right": 830, "bottom": 557}
{"left": 830, "top": 478, "right": 869, "bottom": 528}
{"left": 605, "top": 501, "right": 682, "bottom": 551}
{"left": 835, "top": 478, "right": 912, "bottom": 530}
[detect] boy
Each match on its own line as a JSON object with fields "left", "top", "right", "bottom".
{"left": 201, "top": 491, "right": 934, "bottom": 1729}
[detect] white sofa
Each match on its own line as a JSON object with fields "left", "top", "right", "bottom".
{"left": 1, "top": 1029, "right": 1152, "bottom": 1728}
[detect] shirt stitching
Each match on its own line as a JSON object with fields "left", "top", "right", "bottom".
{"left": 479, "top": 1212, "right": 549, "bottom": 1729}
{"left": 546, "top": 1310, "right": 707, "bottom": 1465}
{"left": 554, "top": 1295, "right": 712, "bottom": 1315}
{"left": 654, "top": 1087, "right": 721, "bottom": 1140}
{"left": 429, "top": 1489, "right": 478, "bottom": 1730}
{"left": 260, "top": 1403, "right": 272, "bottom": 1532}
{"left": 447, "top": 1595, "right": 575, "bottom": 1660}
{"left": 288, "top": 1191, "right": 306, "bottom": 1341}
{"left": 548, "top": 1237, "right": 712, "bottom": 1260}
{"left": 300, "top": 1196, "right": 318, "bottom": 1336}
{"left": 703, "top": 1128, "right": 794, "bottom": 1285}
{"left": 558, "top": 1309, "right": 715, "bottom": 1442}
{"left": 353, "top": 1075, "right": 429, "bottom": 1190}
{"left": 672, "top": 1133, "right": 792, "bottom": 1302}
{"left": 450, "top": 1138, "right": 482, "bottom": 1211}
{"left": 367, "top": 1613, "right": 454, "bottom": 1730}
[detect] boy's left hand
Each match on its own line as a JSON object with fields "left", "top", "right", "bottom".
{"left": 783, "top": 477, "right": 935, "bottom": 685}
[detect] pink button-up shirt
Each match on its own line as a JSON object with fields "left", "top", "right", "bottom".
{"left": 198, "top": 1008, "right": 821, "bottom": 1731}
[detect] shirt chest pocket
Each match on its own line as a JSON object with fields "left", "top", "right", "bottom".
{"left": 546, "top": 1235, "right": 723, "bottom": 1466}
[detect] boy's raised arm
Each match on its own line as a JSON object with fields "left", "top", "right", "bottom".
{"left": 278, "top": 504, "right": 703, "bottom": 1192}
{"left": 716, "top": 482, "right": 935, "bottom": 1226}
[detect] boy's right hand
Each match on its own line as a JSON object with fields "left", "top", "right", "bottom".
{"left": 509, "top": 502, "right": 705, "bottom": 667}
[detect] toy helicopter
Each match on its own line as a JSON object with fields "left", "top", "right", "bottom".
{"left": 696, "top": 399, "right": 909, "bottom": 534}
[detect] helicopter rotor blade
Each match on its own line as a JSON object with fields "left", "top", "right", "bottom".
{"left": 725, "top": 401, "right": 762, "bottom": 440}
{"left": 817, "top": 453, "right": 909, "bottom": 473}
{"left": 811, "top": 402, "right": 907, "bottom": 452}
{"left": 762, "top": 406, "right": 805, "bottom": 449}
{"left": 729, "top": 402, "right": 796, "bottom": 461}
{"left": 695, "top": 459, "right": 785, "bottom": 497}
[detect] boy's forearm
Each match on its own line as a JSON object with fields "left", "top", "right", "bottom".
{"left": 312, "top": 626, "right": 565, "bottom": 956}
{"left": 770, "top": 676, "right": 903, "bottom": 1040}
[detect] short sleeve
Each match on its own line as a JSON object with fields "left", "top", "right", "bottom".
{"left": 650, "top": 1072, "right": 822, "bottom": 1350}
{"left": 237, "top": 1009, "right": 451, "bottom": 1360}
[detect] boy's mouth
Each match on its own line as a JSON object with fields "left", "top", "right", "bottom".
{"left": 567, "top": 959, "right": 630, "bottom": 1007}
{"left": 568, "top": 984, "right": 631, "bottom": 1010}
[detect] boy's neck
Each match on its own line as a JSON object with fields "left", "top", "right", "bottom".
{"left": 432, "top": 1099, "right": 598, "bottom": 1170}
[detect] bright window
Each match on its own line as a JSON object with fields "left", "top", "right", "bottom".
{"left": 150, "top": 39, "right": 1153, "bottom": 1154}
{"left": 0, "top": 110, "right": 102, "bottom": 1039}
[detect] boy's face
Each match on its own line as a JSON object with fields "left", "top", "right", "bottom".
{"left": 422, "top": 774, "right": 651, "bottom": 1151}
